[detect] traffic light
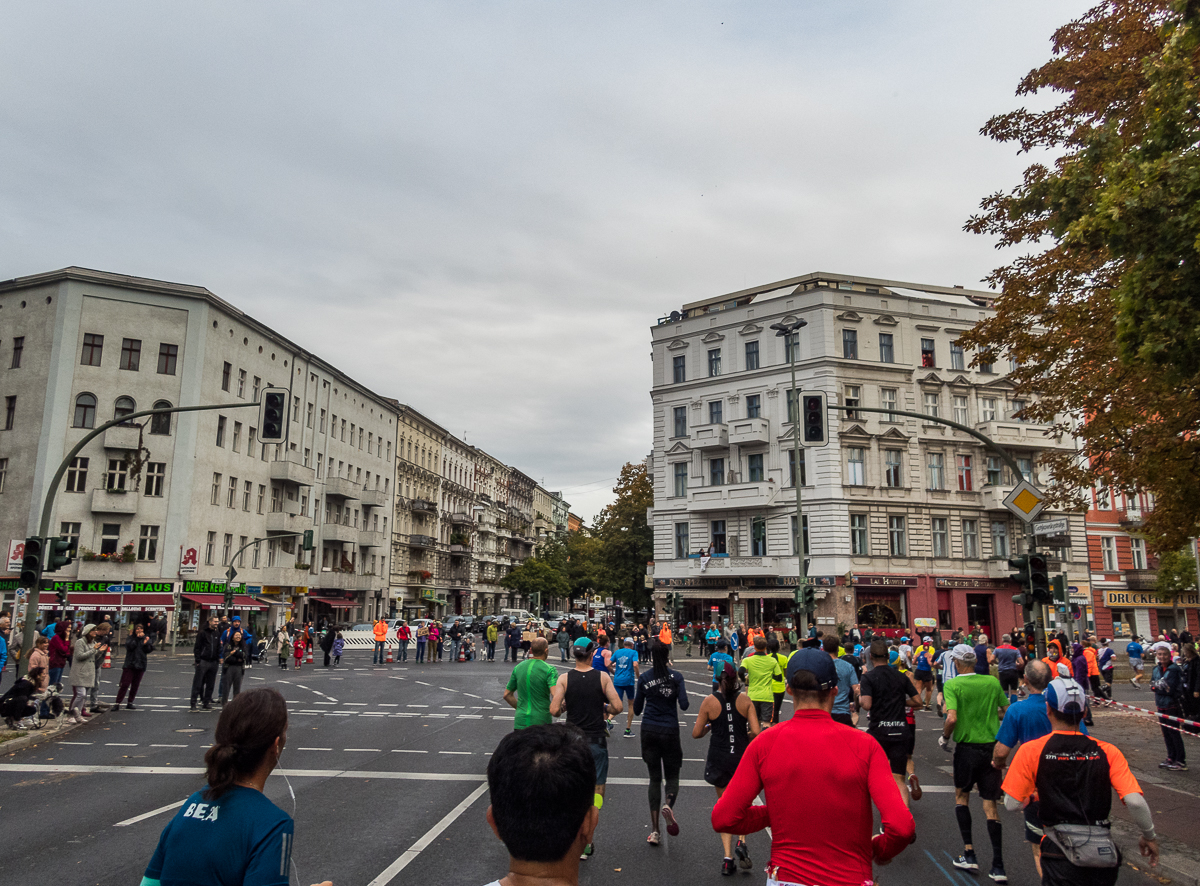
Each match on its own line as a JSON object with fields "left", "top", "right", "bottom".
{"left": 258, "top": 387, "right": 288, "bottom": 444}
{"left": 302, "top": 529, "right": 314, "bottom": 551}
{"left": 801, "top": 392, "right": 827, "bottom": 445}
{"left": 794, "top": 583, "right": 816, "bottom": 612}
{"left": 1012, "top": 590, "right": 1034, "bottom": 608}
{"left": 56, "top": 585, "right": 69, "bottom": 606}
{"left": 1029, "top": 554, "right": 1051, "bottom": 603}
{"left": 1008, "top": 555, "right": 1029, "bottom": 587}
{"left": 20, "top": 537, "right": 44, "bottom": 589}
{"left": 44, "top": 537, "right": 74, "bottom": 573}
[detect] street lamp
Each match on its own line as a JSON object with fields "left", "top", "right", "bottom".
{"left": 771, "top": 318, "right": 809, "bottom": 633}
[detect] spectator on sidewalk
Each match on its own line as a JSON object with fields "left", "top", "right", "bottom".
{"left": 48, "top": 622, "right": 72, "bottom": 687}
{"left": 1181, "top": 643, "right": 1200, "bottom": 735}
{"left": 371, "top": 617, "right": 389, "bottom": 665}
{"left": 396, "top": 621, "right": 411, "bottom": 662}
{"left": 1151, "top": 646, "right": 1188, "bottom": 770}
{"left": 114, "top": 623, "right": 154, "bottom": 709}
{"left": 190, "top": 616, "right": 222, "bottom": 711}
{"left": 69, "top": 624, "right": 104, "bottom": 723}
{"left": 220, "top": 630, "right": 247, "bottom": 705}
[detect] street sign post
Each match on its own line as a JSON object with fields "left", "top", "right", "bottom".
{"left": 1033, "top": 517, "right": 1069, "bottom": 537}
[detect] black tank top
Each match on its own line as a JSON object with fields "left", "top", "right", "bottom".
{"left": 706, "top": 690, "right": 749, "bottom": 771}
{"left": 565, "top": 668, "right": 607, "bottom": 744}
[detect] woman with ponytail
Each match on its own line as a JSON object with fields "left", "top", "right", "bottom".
{"left": 141, "top": 688, "right": 331, "bottom": 886}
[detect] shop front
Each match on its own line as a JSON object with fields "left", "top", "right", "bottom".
{"left": 853, "top": 575, "right": 914, "bottom": 638}
{"left": 1094, "top": 588, "right": 1200, "bottom": 639}
{"left": 848, "top": 574, "right": 1023, "bottom": 642}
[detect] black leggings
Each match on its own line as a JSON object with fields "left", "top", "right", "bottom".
{"left": 641, "top": 729, "right": 682, "bottom": 810}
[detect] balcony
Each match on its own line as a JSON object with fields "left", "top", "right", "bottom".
{"left": 266, "top": 510, "right": 302, "bottom": 533}
{"left": 687, "top": 480, "right": 779, "bottom": 512}
{"left": 323, "top": 522, "right": 359, "bottom": 544}
{"left": 1125, "top": 569, "right": 1159, "bottom": 591}
{"left": 103, "top": 424, "right": 142, "bottom": 450}
{"left": 323, "top": 476, "right": 361, "bottom": 500}
{"left": 974, "top": 420, "right": 1058, "bottom": 450}
{"left": 359, "top": 487, "right": 389, "bottom": 509}
{"left": 315, "top": 571, "right": 379, "bottom": 591}
{"left": 689, "top": 423, "right": 728, "bottom": 451}
{"left": 447, "top": 512, "right": 475, "bottom": 526}
{"left": 410, "top": 498, "right": 437, "bottom": 515}
{"left": 270, "top": 454, "right": 316, "bottom": 487}
{"left": 476, "top": 521, "right": 495, "bottom": 535}
{"left": 450, "top": 543, "right": 472, "bottom": 556}
{"left": 76, "top": 558, "right": 137, "bottom": 582}
{"left": 408, "top": 534, "right": 437, "bottom": 550}
{"left": 90, "top": 488, "right": 138, "bottom": 514}
{"left": 260, "top": 565, "right": 310, "bottom": 587}
{"left": 358, "top": 530, "right": 386, "bottom": 548}
{"left": 1117, "top": 510, "right": 1144, "bottom": 530}
{"left": 727, "top": 417, "right": 770, "bottom": 447}
{"left": 684, "top": 554, "right": 781, "bottom": 576}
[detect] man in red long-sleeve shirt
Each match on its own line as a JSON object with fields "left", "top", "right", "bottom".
{"left": 712, "top": 648, "right": 915, "bottom": 885}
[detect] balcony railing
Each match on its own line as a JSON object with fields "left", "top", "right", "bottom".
{"left": 727, "top": 417, "right": 770, "bottom": 447}
{"left": 323, "top": 522, "right": 359, "bottom": 544}
{"left": 687, "top": 479, "right": 780, "bottom": 512}
{"left": 323, "top": 476, "right": 361, "bottom": 500}
{"left": 270, "top": 453, "right": 316, "bottom": 487}
{"left": 410, "top": 499, "right": 437, "bottom": 514}
{"left": 103, "top": 425, "right": 142, "bottom": 450}
{"left": 688, "top": 423, "right": 728, "bottom": 451}
{"left": 448, "top": 512, "right": 474, "bottom": 525}
{"left": 359, "top": 487, "right": 389, "bottom": 509}
{"left": 90, "top": 488, "right": 138, "bottom": 514}
{"left": 408, "top": 534, "right": 437, "bottom": 550}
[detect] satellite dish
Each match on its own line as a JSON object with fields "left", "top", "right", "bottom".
{"left": 669, "top": 311, "right": 681, "bottom": 322}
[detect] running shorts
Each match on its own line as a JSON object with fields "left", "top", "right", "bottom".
{"left": 953, "top": 741, "right": 1001, "bottom": 800}
{"left": 913, "top": 669, "right": 933, "bottom": 684}
{"left": 831, "top": 712, "right": 854, "bottom": 728}
{"left": 615, "top": 683, "right": 635, "bottom": 702}
{"left": 999, "top": 670, "right": 1021, "bottom": 692}
{"left": 588, "top": 740, "right": 609, "bottom": 786}
{"left": 873, "top": 735, "right": 909, "bottom": 776}
{"left": 704, "top": 760, "right": 736, "bottom": 789}
{"left": 902, "top": 723, "right": 915, "bottom": 757}
{"left": 753, "top": 700, "right": 774, "bottom": 727}
{"left": 1130, "top": 658, "right": 1144, "bottom": 672}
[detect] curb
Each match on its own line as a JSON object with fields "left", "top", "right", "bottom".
{"left": 1112, "top": 818, "right": 1200, "bottom": 886}
{"left": 0, "top": 709, "right": 107, "bottom": 756}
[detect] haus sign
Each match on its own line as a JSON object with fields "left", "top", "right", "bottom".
{"left": 1103, "top": 590, "right": 1200, "bottom": 609}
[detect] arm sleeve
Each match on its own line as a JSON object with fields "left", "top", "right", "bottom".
{"left": 869, "top": 740, "right": 916, "bottom": 861}
{"left": 244, "top": 817, "right": 295, "bottom": 886}
{"left": 711, "top": 742, "right": 770, "bottom": 835}
{"left": 677, "top": 672, "right": 690, "bottom": 711}
{"left": 1122, "top": 791, "right": 1156, "bottom": 839}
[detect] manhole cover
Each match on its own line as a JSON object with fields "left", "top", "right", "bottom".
{"left": 175, "top": 728, "right": 205, "bottom": 734}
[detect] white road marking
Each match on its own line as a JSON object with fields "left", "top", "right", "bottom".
{"left": 299, "top": 748, "right": 333, "bottom": 751}
{"left": 106, "top": 743, "right": 138, "bottom": 747}
{"left": 150, "top": 744, "right": 188, "bottom": 748}
{"left": 58, "top": 741, "right": 93, "bottom": 746}
{"left": 392, "top": 749, "right": 427, "bottom": 754}
{"left": 406, "top": 704, "right": 429, "bottom": 708}
{"left": 367, "top": 783, "right": 489, "bottom": 886}
{"left": 442, "top": 705, "right": 465, "bottom": 709}
{"left": 439, "top": 751, "right": 471, "bottom": 755}
{"left": 114, "top": 799, "right": 185, "bottom": 827}
{"left": 345, "top": 748, "right": 382, "bottom": 753}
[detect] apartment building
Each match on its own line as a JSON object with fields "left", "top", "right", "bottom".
{"left": 647, "top": 272, "right": 1087, "bottom": 640}
{"left": 0, "top": 267, "right": 399, "bottom": 629}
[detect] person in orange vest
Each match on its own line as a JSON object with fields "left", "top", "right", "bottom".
{"left": 1081, "top": 637, "right": 1104, "bottom": 699}
{"left": 658, "top": 621, "right": 673, "bottom": 645}
{"left": 372, "top": 617, "right": 389, "bottom": 665}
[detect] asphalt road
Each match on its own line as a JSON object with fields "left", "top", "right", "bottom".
{"left": 0, "top": 649, "right": 1172, "bottom": 886}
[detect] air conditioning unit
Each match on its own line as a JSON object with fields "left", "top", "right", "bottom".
{"left": 728, "top": 535, "right": 740, "bottom": 556}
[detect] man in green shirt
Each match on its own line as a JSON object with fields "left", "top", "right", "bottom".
{"left": 740, "top": 636, "right": 783, "bottom": 727}
{"left": 939, "top": 644, "right": 1009, "bottom": 881}
{"left": 504, "top": 637, "right": 559, "bottom": 729}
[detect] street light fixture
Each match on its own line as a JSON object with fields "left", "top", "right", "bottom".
{"left": 771, "top": 319, "right": 809, "bottom": 632}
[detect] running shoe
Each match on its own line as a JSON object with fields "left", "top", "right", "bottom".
{"left": 623, "top": 729, "right": 635, "bottom": 738}
{"left": 1160, "top": 759, "right": 1174, "bottom": 768}
{"left": 1167, "top": 761, "right": 1188, "bottom": 771}
{"left": 580, "top": 842, "right": 593, "bottom": 860}
{"left": 721, "top": 858, "right": 736, "bottom": 876}
{"left": 734, "top": 839, "right": 752, "bottom": 870}
{"left": 646, "top": 831, "right": 660, "bottom": 846}
{"left": 988, "top": 863, "right": 1008, "bottom": 883}
{"left": 661, "top": 804, "right": 679, "bottom": 836}
{"left": 907, "top": 773, "right": 923, "bottom": 801}
{"left": 953, "top": 851, "right": 979, "bottom": 872}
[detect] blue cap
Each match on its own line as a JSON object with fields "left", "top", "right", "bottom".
{"left": 573, "top": 636, "right": 593, "bottom": 649}
{"left": 784, "top": 648, "right": 838, "bottom": 691}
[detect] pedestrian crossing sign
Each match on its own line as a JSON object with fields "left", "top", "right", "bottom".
{"left": 1003, "top": 480, "right": 1046, "bottom": 523}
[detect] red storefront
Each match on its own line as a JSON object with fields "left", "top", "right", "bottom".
{"left": 852, "top": 574, "right": 1024, "bottom": 642}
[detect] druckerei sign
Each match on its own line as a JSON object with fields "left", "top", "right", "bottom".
{"left": 1104, "top": 589, "right": 1200, "bottom": 609}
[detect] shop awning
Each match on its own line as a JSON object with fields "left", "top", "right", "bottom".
{"left": 181, "top": 593, "right": 269, "bottom": 611}
{"left": 38, "top": 592, "right": 176, "bottom": 612}
{"left": 308, "top": 596, "right": 356, "bottom": 608}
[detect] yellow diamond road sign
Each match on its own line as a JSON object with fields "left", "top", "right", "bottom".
{"left": 1003, "top": 480, "right": 1046, "bottom": 523}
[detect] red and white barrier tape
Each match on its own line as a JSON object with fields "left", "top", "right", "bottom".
{"left": 1089, "top": 695, "right": 1200, "bottom": 738}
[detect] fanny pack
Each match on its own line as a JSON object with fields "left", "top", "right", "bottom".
{"left": 1044, "top": 823, "right": 1119, "bottom": 868}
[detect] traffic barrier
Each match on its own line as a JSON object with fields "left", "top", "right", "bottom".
{"left": 386, "top": 645, "right": 394, "bottom": 663}
{"left": 1089, "top": 695, "right": 1200, "bottom": 738}
{"left": 306, "top": 646, "right": 314, "bottom": 664}
{"left": 102, "top": 646, "right": 112, "bottom": 669}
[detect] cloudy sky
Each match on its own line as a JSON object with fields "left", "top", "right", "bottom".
{"left": 1, "top": 2, "right": 1090, "bottom": 520}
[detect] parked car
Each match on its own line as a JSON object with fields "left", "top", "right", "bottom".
{"left": 350, "top": 623, "right": 374, "bottom": 631}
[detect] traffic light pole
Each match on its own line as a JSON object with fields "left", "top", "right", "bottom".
{"left": 16, "top": 401, "right": 259, "bottom": 678}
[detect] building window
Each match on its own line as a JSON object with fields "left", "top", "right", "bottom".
{"left": 100, "top": 523, "right": 121, "bottom": 556}
{"left": 257, "top": 484, "right": 266, "bottom": 514}
{"left": 1096, "top": 486, "right": 1111, "bottom": 510}
{"left": 252, "top": 541, "right": 261, "bottom": 568}
{"left": 221, "top": 362, "right": 232, "bottom": 391}
{"left": 987, "top": 456, "right": 1003, "bottom": 486}
{"left": 981, "top": 397, "right": 997, "bottom": 422}
{"left": 114, "top": 396, "right": 135, "bottom": 423}
{"left": 138, "top": 525, "right": 159, "bottom": 561}
{"left": 222, "top": 533, "right": 233, "bottom": 566}
{"left": 920, "top": 338, "right": 935, "bottom": 367}
{"left": 1017, "top": 457, "right": 1033, "bottom": 483}
{"left": 788, "top": 448, "right": 806, "bottom": 486}
{"left": 745, "top": 341, "right": 759, "bottom": 370}
{"left": 673, "top": 462, "right": 688, "bottom": 497}
{"left": 711, "top": 520, "right": 727, "bottom": 554}
{"left": 751, "top": 516, "right": 767, "bottom": 556}
{"left": 842, "top": 329, "right": 858, "bottom": 359}
{"left": 0, "top": 457, "right": 5, "bottom": 492}
{"left": 710, "top": 457, "right": 725, "bottom": 487}
{"left": 145, "top": 462, "right": 165, "bottom": 497}
{"left": 791, "top": 514, "right": 810, "bottom": 555}
{"left": 748, "top": 452, "right": 764, "bottom": 482}
{"left": 211, "top": 473, "right": 222, "bottom": 505}
{"left": 784, "top": 331, "right": 799, "bottom": 363}
{"left": 306, "top": 403, "right": 314, "bottom": 428}
{"left": 216, "top": 416, "right": 227, "bottom": 447}
{"left": 205, "top": 531, "right": 215, "bottom": 565}
{"left": 746, "top": 394, "right": 761, "bottom": 418}
{"left": 923, "top": 392, "right": 939, "bottom": 419}
{"left": 889, "top": 516, "right": 907, "bottom": 556}
{"left": 979, "top": 355, "right": 994, "bottom": 374}
{"left": 674, "top": 522, "right": 689, "bottom": 558}
{"left": 228, "top": 476, "right": 238, "bottom": 508}
{"left": 931, "top": 517, "right": 949, "bottom": 557}
{"left": 950, "top": 342, "right": 965, "bottom": 371}
{"left": 962, "top": 519, "right": 979, "bottom": 558}
{"left": 3, "top": 395, "right": 13, "bottom": 430}
{"left": 844, "top": 385, "right": 860, "bottom": 420}
{"left": 1010, "top": 399, "right": 1027, "bottom": 422}
{"left": 65, "top": 457, "right": 89, "bottom": 492}
{"left": 879, "top": 333, "right": 894, "bottom": 363}
{"left": 120, "top": 338, "right": 141, "bottom": 371}
{"left": 271, "top": 485, "right": 283, "bottom": 513}
{"left": 991, "top": 520, "right": 1009, "bottom": 558}
{"left": 60, "top": 522, "right": 81, "bottom": 556}
{"left": 1101, "top": 536, "right": 1118, "bottom": 571}
{"left": 786, "top": 388, "right": 798, "bottom": 424}
{"left": 850, "top": 514, "right": 868, "bottom": 555}
{"left": 10, "top": 336, "right": 23, "bottom": 368}
{"left": 106, "top": 458, "right": 128, "bottom": 491}
{"left": 881, "top": 387, "right": 897, "bottom": 421}
{"left": 232, "top": 421, "right": 242, "bottom": 452}
{"left": 238, "top": 536, "right": 249, "bottom": 567}
{"left": 708, "top": 348, "right": 722, "bottom": 377}
{"left": 672, "top": 406, "right": 687, "bottom": 438}
{"left": 847, "top": 447, "right": 865, "bottom": 485}
{"left": 927, "top": 452, "right": 945, "bottom": 489}
{"left": 957, "top": 455, "right": 973, "bottom": 491}
{"left": 157, "top": 343, "right": 178, "bottom": 375}
{"left": 673, "top": 355, "right": 686, "bottom": 383}
{"left": 81, "top": 333, "right": 104, "bottom": 366}
{"left": 252, "top": 376, "right": 261, "bottom": 401}
{"left": 884, "top": 449, "right": 903, "bottom": 487}
{"left": 952, "top": 395, "right": 968, "bottom": 425}
{"left": 236, "top": 368, "right": 246, "bottom": 397}
{"left": 708, "top": 400, "right": 723, "bottom": 425}
{"left": 243, "top": 480, "right": 252, "bottom": 511}
{"left": 73, "top": 393, "right": 96, "bottom": 428}
{"left": 1130, "top": 537, "right": 1147, "bottom": 570}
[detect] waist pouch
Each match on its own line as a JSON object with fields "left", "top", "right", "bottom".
{"left": 1044, "top": 823, "right": 1119, "bottom": 868}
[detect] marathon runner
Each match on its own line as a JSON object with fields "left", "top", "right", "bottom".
{"left": 503, "top": 637, "right": 558, "bottom": 730}
{"left": 1127, "top": 635, "right": 1145, "bottom": 688}
{"left": 823, "top": 635, "right": 859, "bottom": 728}
{"left": 1001, "top": 677, "right": 1160, "bottom": 885}
{"left": 992, "top": 634, "right": 1026, "bottom": 705}
{"left": 739, "top": 636, "right": 782, "bottom": 728}
{"left": 767, "top": 637, "right": 789, "bottom": 725}
{"left": 940, "top": 643, "right": 1010, "bottom": 882}
{"left": 859, "top": 639, "right": 922, "bottom": 807}
{"left": 712, "top": 648, "right": 915, "bottom": 884}
{"left": 911, "top": 635, "right": 937, "bottom": 710}
{"left": 707, "top": 639, "right": 734, "bottom": 692}
{"left": 634, "top": 640, "right": 689, "bottom": 846}
{"left": 609, "top": 637, "right": 640, "bottom": 738}
{"left": 550, "top": 636, "right": 624, "bottom": 861}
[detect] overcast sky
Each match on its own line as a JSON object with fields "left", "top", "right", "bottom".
{"left": 0, "top": 2, "right": 1090, "bottom": 520}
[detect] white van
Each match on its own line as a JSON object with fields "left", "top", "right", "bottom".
{"left": 500, "top": 608, "right": 533, "bottom": 623}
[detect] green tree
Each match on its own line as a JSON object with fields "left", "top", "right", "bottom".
{"left": 958, "top": 0, "right": 1200, "bottom": 551}
{"left": 500, "top": 556, "right": 570, "bottom": 612}
{"left": 592, "top": 462, "right": 654, "bottom": 610}
{"left": 1155, "top": 546, "right": 1198, "bottom": 631}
